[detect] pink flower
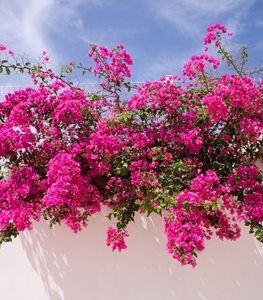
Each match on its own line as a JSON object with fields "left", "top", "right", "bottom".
{"left": 106, "top": 227, "right": 129, "bottom": 252}
{"left": 0, "top": 44, "right": 6, "bottom": 51}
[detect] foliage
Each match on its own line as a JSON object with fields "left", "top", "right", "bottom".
{"left": 0, "top": 24, "right": 262, "bottom": 267}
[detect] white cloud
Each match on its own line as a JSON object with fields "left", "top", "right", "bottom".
{"left": 0, "top": 0, "right": 108, "bottom": 65}
{"left": 0, "top": 0, "right": 55, "bottom": 58}
{"left": 150, "top": 0, "right": 256, "bottom": 36}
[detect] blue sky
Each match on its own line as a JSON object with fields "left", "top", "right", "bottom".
{"left": 0, "top": 0, "right": 262, "bottom": 83}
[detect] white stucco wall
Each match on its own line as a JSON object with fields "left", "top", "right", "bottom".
{"left": 0, "top": 212, "right": 263, "bottom": 300}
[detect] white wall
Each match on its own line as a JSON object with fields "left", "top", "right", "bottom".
{"left": 0, "top": 213, "right": 263, "bottom": 300}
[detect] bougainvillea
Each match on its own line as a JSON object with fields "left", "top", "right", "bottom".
{"left": 0, "top": 24, "right": 262, "bottom": 267}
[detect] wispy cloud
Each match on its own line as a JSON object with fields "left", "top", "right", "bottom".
{"left": 0, "top": 0, "right": 108, "bottom": 63}
{"left": 0, "top": 0, "right": 55, "bottom": 58}
{"left": 149, "top": 0, "right": 256, "bottom": 36}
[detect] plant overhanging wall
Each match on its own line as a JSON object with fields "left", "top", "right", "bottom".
{"left": 0, "top": 24, "right": 262, "bottom": 267}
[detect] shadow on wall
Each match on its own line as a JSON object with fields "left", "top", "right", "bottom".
{"left": 21, "top": 213, "right": 263, "bottom": 300}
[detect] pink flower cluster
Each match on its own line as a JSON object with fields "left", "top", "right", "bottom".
{"left": 182, "top": 54, "right": 220, "bottom": 79}
{"left": 0, "top": 167, "right": 41, "bottom": 232}
{"left": 203, "top": 23, "right": 232, "bottom": 50}
{"left": 0, "top": 24, "right": 262, "bottom": 266}
{"left": 106, "top": 227, "right": 129, "bottom": 252}
{"left": 163, "top": 171, "right": 241, "bottom": 266}
{"left": 89, "top": 44, "right": 132, "bottom": 84}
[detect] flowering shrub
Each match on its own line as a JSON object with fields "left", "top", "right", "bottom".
{"left": 0, "top": 24, "right": 262, "bottom": 267}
